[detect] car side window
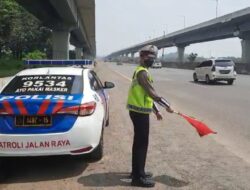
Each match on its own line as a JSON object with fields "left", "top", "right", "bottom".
{"left": 204, "top": 61, "right": 209, "bottom": 67}
{"left": 88, "top": 72, "right": 101, "bottom": 91}
{"left": 199, "top": 61, "right": 206, "bottom": 67}
{"left": 207, "top": 60, "right": 213, "bottom": 67}
{"left": 200, "top": 60, "right": 212, "bottom": 67}
{"left": 202, "top": 61, "right": 207, "bottom": 67}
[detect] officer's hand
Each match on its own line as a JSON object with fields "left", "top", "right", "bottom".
{"left": 156, "top": 112, "right": 163, "bottom": 120}
{"left": 166, "top": 107, "right": 174, "bottom": 113}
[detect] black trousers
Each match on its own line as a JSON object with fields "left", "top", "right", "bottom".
{"left": 129, "top": 111, "right": 150, "bottom": 178}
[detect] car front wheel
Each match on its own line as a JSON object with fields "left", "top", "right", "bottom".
{"left": 193, "top": 73, "right": 198, "bottom": 82}
{"left": 205, "top": 75, "right": 211, "bottom": 84}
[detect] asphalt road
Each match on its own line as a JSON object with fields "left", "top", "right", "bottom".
{"left": 109, "top": 62, "right": 250, "bottom": 164}
{"left": 0, "top": 63, "right": 250, "bottom": 190}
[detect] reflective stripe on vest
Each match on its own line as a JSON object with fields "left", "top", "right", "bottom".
{"left": 127, "top": 66, "right": 153, "bottom": 114}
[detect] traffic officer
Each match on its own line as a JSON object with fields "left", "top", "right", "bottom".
{"left": 127, "top": 45, "right": 174, "bottom": 188}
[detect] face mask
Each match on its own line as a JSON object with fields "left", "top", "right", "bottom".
{"left": 144, "top": 58, "right": 155, "bottom": 67}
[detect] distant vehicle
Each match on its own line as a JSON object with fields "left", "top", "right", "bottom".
{"left": 152, "top": 61, "right": 162, "bottom": 69}
{"left": 193, "top": 59, "right": 237, "bottom": 85}
{"left": 0, "top": 60, "right": 115, "bottom": 161}
{"left": 116, "top": 62, "right": 123, "bottom": 65}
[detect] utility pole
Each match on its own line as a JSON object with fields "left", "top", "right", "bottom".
{"left": 216, "top": 0, "right": 218, "bottom": 18}
{"left": 179, "top": 15, "right": 186, "bottom": 28}
{"left": 211, "top": 0, "right": 219, "bottom": 18}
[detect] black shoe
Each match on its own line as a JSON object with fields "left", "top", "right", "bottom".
{"left": 129, "top": 171, "right": 153, "bottom": 178}
{"left": 131, "top": 176, "right": 155, "bottom": 188}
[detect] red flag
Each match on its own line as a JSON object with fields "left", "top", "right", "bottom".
{"left": 177, "top": 113, "right": 217, "bottom": 137}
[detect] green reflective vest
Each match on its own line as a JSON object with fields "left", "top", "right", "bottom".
{"left": 127, "top": 66, "right": 153, "bottom": 114}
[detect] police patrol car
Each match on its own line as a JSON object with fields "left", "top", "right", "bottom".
{"left": 0, "top": 60, "right": 114, "bottom": 160}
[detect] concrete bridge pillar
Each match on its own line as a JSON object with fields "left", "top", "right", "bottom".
{"left": 241, "top": 39, "right": 250, "bottom": 64}
{"left": 161, "top": 48, "right": 165, "bottom": 59}
{"left": 240, "top": 33, "right": 250, "bottom": 64}
{"left": 177, "top": 46, "right": 185, "bottom": 63}
{"left": 75, "top": 47, "right": 82, "bottom": 59}
{"left": 52, "top": 30, "right": 70, "bottom": 59}
{"left": 131, "top": 52, "right": 135, "bottom": 58}
{"left": 82, "top": 52, "right": 91, "bottom": 59}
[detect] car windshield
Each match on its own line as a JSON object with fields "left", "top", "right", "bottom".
{"left": 215, "top": 60, "right": 234, "bottom": 67}
{"left": 1, "top": 75, "right": 83, "bottom": 95}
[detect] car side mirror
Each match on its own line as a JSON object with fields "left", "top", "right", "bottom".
{"left": 104, "top": 81, "right": 115, "bottom": 89}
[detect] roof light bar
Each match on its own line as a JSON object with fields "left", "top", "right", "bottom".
{"left": 24, "top": 60, "right": 93, "bottom": 65}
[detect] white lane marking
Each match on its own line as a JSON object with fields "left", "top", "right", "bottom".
{"left": 110, "top": 66, "right": 205, "bottom": 89}
{"left": 110, "top": 68, "right": 132, "bottom": 82}
{"left": 111, "top": 68, "right": 175, "bottom": 83}
{"left": 192, "top": 83, "right": 208, "bottom": 88}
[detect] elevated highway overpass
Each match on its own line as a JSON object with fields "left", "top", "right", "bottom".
{"left": 16, "top": 0, "right": 96, "bottom": 59}
{"left": 108, "top": 7, "right": 250, "bottom": 64}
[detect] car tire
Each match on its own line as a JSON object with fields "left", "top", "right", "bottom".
{"left": 227, "top": 80, "right": 234, "bottom": 85}
{"left": 90, "top": 130, "right": 103, "bottom": 161}
{"left": 193, "top": 73, "right": 198, "bottom": 82}
{"left": 0, "top": 158, "right": 6, "bottom": 182}
{"left": 205, "top": 75, "right": 210, "bottom": 84}
{"left": 105, "top": 112, "right": 109, "bottom": 127}
{"left": 0, "top": 159, "right": 3, "bottom": 182}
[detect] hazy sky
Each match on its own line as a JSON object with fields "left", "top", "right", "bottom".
{"left": 95, "top": 0, "right": 250, "bottom": 58}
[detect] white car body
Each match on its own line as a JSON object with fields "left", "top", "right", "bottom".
{"left": 0, "top": 66, "right": 113, "bottom": 159}
{"left": 193, "top": 59, "right": 237, "bottom": 85}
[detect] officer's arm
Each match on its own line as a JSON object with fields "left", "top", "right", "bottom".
{"left": 137, "top": 71, "right": 159, "bottom": 100}
{"left": 137, "top": 71, "right": 171, "bottom": 109}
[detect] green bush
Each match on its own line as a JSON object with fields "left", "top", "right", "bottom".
{"left": 23, "top": 50, "right": 46, "bottom": 60}
{"left": 0, "top": 58, "right": 23, "bottom": 77}
{"left": 0, "top": 58, "right": 22, "bottom": 69}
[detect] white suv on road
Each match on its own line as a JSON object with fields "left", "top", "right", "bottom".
{"left": 152, "top": 61, "right": 162, "bottom": 68}
{"left": 193, "top": 59, "right": 237, "bottom": 85}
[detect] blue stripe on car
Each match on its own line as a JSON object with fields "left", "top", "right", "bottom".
{"left": 0, "top": 94, "right": 83, "bottom": 134}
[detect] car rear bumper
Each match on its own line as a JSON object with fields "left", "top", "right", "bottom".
{"left": 213, "top": 78, "right": 236, "bottom": 81}
{"left": 210, "top": 73, "right": 236, "bottom": 81}
{"left": 0, "top": 116, "right": 103, "bottom": 157}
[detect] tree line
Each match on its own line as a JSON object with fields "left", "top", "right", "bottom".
{"left": 0, "top": 0, "right": 52, "bottom": 59}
